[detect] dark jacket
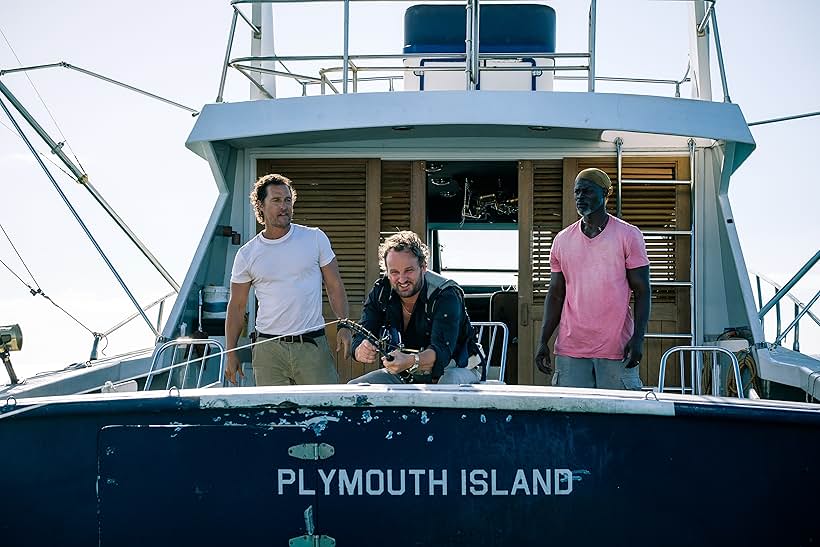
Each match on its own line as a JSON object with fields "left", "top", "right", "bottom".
{"left": 351, "top": 271, "right": 469, "bottom": 378}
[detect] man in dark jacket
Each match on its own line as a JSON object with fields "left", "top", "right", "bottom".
{"left": 348, "top": 231, "right": 482, "bottom": 384}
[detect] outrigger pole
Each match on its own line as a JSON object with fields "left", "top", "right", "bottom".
{"left": 0, "top": 78, "right": 180, "bottom": 293}
{"left": 0, "top": 85, "right": 161, "bottom": 338}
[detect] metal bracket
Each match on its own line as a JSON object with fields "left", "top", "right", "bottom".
{"left": 290, "top": 505, "right": 336, "bottom": 547}
{"left": 289, "top": 535, "right": 335, "bottom": 547}
{"left": 288, "top": 443, "right": 335, "bottom": 461}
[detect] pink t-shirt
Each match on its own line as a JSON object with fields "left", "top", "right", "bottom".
{"left": 550, "top": 215, "right": 649, "bottom": 359}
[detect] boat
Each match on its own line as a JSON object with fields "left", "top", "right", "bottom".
{"left": 1, "top": 1, "right": 819, "bottom": 545}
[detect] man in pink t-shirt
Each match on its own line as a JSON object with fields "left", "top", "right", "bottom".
{"left": 535, "top": 168, "right": 651, "bottom": 390}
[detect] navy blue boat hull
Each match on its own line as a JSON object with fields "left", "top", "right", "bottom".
{"left": 1, "top": 390, "right": 818, "bottom": 546}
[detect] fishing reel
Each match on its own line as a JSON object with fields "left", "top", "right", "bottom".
{"left": 338, "top": 319, "right": 433, "bottom": 384}
{"left": 0, "top": 324, "right": 22, "bottom": 385}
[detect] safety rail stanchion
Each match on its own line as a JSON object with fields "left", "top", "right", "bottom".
{"left": 658, "top": 346, "right": 744, "bottom": 398}
{"left": 145, "top": 338, "right": 225, "bottom": 391}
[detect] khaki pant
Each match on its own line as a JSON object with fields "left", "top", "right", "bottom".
{"left": 252, "top": 335, "right": 339, "bottom": 385}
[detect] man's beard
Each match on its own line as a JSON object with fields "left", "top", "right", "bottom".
{"left": 393, "top": 275, "right": 423, "bottom": 298}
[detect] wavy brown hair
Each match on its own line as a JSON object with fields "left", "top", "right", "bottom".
{"left": 250, "top": 174, "right": 297, "bottom": 224}
{"left": 379, "top": 231, "right": 429, "bottom": 270}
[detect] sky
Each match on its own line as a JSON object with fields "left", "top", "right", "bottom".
{"left": 0, "top": 0, "right": 818, "bottom": 379}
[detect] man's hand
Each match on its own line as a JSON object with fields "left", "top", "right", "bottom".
{"left": 622, "top": 336, "right": 644, "bottom": 369}
{"left": 383, "top": 350, "right": 413, "bottom": 375}
{"left": 225, "top": 353, "right": 245, "bottom": 385}
{"left": 354, "top": 339, "right": 379, "bottom": 364}
{"left": 336, "top": 328, "right": 352, "bottom": 360}
{"left": 535, "top": 342, "right": 553, "bottom": 375}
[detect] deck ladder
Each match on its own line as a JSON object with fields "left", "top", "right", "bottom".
{"left": 615, "top": 138, "right": 697, "bottom": 393}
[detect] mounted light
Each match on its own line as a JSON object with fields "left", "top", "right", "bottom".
{"left": 528, "top": 125, "right": 551, "bottom": 132}
{"left": 430, "top": 177, "right": 452, "bottom": 187}
{"left": 425, "top": 162, "right": 443, "bottom": 173}
{"left": 392, "top": 125, "right": 415, "bottom": 131}
{"left": 0, "top": 324, "right": 21, "bottom": 385}
{"left": 0, "top": 324, "right": 22, "bottom": 351}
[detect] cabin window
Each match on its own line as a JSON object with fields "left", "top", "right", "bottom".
{"left": 436, "top": 229, "right": 518, "bottom": 288}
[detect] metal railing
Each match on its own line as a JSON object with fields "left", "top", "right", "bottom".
{"left": 658, "top": 346, "right": 744, "bottom": 398}
{"left": 216, "top": 0, "right": 706, "bottom": 101}
{"left": 755, "top": 251, "right": 820, "bottom": 352}
{"left": 144, "top": 338, "right": 226, "bottom": 391}
{"left": 88, "top": 291, "right": 177, "bottom": 361}
{"left": 472, "top": 321, "right": 509, "bottom": 383}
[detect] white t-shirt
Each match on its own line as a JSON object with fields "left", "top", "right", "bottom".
{"left": 230, "top": 224, "right": 335, "bottom": 336}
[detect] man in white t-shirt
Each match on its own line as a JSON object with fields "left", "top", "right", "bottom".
{"left": 225, "top": 174, "right": 352, "bottom": 385}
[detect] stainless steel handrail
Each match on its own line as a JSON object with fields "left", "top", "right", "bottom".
{"left": 145, "top": 338, "right": 226, "bottom": 391}
{"left": 658, "top": 346, "right": 744, "bottom": 398}
{"left": 755, "top": 267, "right": 820, "bottom": 352}
{"left": 758, "top": 251, "right": 820, "bottom": 319}
{"left": 472, "top": 321, "right": 509, "bottom": 383}
{"left": 217, "top": 0, "right": 702, "bottom": 101}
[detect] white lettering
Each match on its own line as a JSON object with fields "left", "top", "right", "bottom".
{"left": 387, "top": 469, "right": 405, "bottom": 495}
{"left": 490, "top": 470, "right": 508, "bottom": 495}
{"left": 366, "top": 470, "right": 384, "bottom": 495}
{"left": 318, "top": 469, "right": 336, "bottom": 495}
{"left": 532, "top": 469, "right": 551, "bottom": 495}
{"left": 469, "top": 469, "right": 488, "bottom": 495}
{"left": 429, "top": 469, "right": 447, "bottom": 495}
{"left": 510, "top": 469, "right": 531, "bottom": 496}
{"left": 408, "top": 469, "right": 425, "bottom": 495}
{"left": 339, "top": 469, "right": 363, "bottom": 495}
{"left": 460, "top": 469, "right": 467, "bottom": 495}
{"left": 555, "top": 469, "right": 573, "bottom": 495}
{"left": 299, "top": 469, "right": 315, "bottom": 495}
{"left": 277, "top": 469, "right": 295, "bottom": 495}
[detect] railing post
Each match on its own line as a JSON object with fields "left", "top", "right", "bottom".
{"left": 588, "top": 0, "right": 597, "bottom": 92}
{"left": 217, "top": 9, "right": 239, "bottom": 103}
{"left": 615, "top": 137, "right": 623, "bottom": 217}
{"left": 343, "top": 0, "right": 350, "bottom": 93}
{"left": 709, "top": 2, "right": 731, "bottom": 102}
{"left": 465, "top": 0, "right": 474, "bottom": 90}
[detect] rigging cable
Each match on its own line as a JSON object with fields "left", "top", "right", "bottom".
{"left": 0, "top": 223, "right": 98, "bottom": 338}
{"left": 0, "top": 25, "right": 87, "bottom": 172}
{"left": 0, "top": 117, "right": 83, "bottom": 181}
{"left": 748, "top": 110, "right": 820, "bottom": 127}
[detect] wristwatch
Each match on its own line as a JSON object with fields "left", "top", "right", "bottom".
{"left": 406, "top": 352, "right": 420, "bottom": 373}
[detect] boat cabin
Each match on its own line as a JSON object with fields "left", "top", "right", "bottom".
{"left": 176, "top": 0, "right": 768, "bottom": 395}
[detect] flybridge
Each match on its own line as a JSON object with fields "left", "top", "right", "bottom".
{"left": 217, "top": 0, "right": 729, "bottom": 102}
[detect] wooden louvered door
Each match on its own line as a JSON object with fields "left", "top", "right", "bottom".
{"left": 520, "top": 160, "right": 565, "bottom": 386}
{"left": 256, "top": 159, "right": 370, "bottom": 382}
{"left": 564, "top": 157, "right": 692, "bottom": 389}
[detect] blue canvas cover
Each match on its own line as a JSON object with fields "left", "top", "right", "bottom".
{"left": 403, "top": 4, "right": 556, "bottom": 54}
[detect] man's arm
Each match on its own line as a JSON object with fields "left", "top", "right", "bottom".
{"left": 352, "top": 280, "right": 388, "bottom": 364}
{"left": 624, "top": 265, "right": 651, "bottom": 368}
{"left": 424, "top": 289, "right": 463, "bottom": 377}
{"left": 225, "top": 281, "right": 251, "bottom": 385}
{"left": 535, "top": 272, "right": 565, "bottom": 375}
{"left": 321, "top": 258, "right": 352, "bottom": 359}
